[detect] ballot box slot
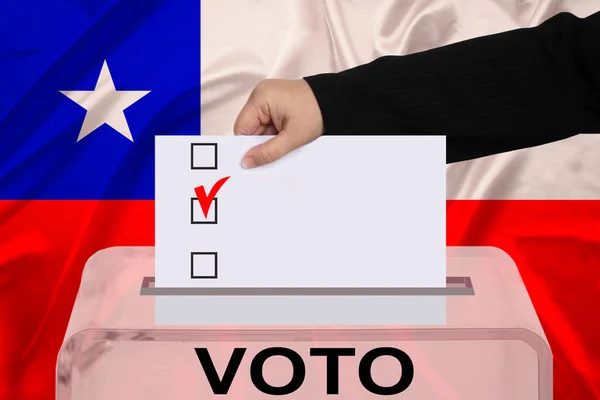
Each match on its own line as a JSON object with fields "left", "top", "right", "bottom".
{"left": 140, "top": 276, "right": 474, "bottom": 296}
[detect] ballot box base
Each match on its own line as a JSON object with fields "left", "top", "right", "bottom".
{"left": 57, "top": 246, "right": 552, "bottom": 400}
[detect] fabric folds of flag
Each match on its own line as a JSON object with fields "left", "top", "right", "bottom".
{"left": 201, "top": 2, "right": 600, "bottom": 399}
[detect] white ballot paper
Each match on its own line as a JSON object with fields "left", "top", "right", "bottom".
{"left": 155, "top": 135, "right": 446, "bottom": 289}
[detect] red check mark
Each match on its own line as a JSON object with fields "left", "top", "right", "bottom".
{"left": 194, "top": 176, "right": 231, "bottom": 218}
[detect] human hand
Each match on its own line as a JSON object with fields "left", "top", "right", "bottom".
{"left": 234, "top": 79, "right": 324, "bottom": 168}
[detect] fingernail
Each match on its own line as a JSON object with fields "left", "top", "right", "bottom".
{"left": 242, "top": 157, "right": 256, "bottom": 169}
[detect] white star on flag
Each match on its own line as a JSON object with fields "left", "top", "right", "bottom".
{"left": 60, "top": 60, "right": 150, "bottom": 142}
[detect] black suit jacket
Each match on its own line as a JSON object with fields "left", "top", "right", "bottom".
{"left": 304, "top": 11, "right": 600, "bottom": 163}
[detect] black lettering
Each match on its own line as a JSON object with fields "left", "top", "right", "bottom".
{"left": 250, "top": 347, "right": 305, "bottom": 395}
{"left": 194, "top": 348, "right": 246, "bottom": 395}
{"left": 310, "top": 347, "right": 356, "bottom": 394}
{"left": 359, "top": 347, "right": 414, "bottom": 395}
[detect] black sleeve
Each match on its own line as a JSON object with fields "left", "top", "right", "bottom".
{"left": 303, "top": 11, "right": 600, "bottom": 163}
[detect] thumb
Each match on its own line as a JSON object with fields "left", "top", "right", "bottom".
{"left": 242, "top": 129, "right": 304, "bottom": 168}
{"left": 233, "top": 101, "right": 261, "bottom": 135}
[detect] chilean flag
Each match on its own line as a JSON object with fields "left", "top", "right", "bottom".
{"left": 0, "top": 1, "right": 599, "bottom": 400}
{"left": 0, "top": 0, "right": 199, "bottom": 398}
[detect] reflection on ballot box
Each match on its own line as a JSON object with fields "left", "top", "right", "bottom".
{"left": 56, "top": 246, "right": 552, "bottom": 399}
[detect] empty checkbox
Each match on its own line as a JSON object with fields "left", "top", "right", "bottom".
{"left": 191, "top": 143, "right": 218, "bottom": 170}
{"left": 191, "top": 252, "right": 218, "bottom": 279}
{"left": 191, "top": 197, "right": 218, "bottom": 224}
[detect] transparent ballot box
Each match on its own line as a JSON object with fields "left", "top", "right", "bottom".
{"left": 57, "top": 246, "right": 552, "bottom": 399}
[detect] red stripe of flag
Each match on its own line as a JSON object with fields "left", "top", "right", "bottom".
{"left": 0, "top": 199, "right": 598, "bottom": 399}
